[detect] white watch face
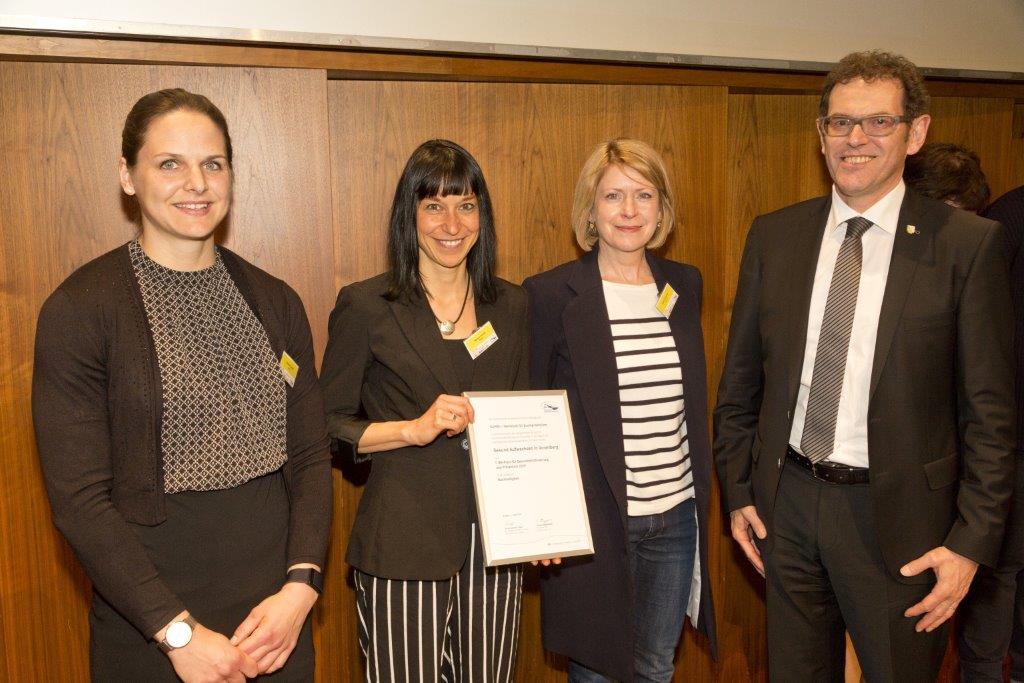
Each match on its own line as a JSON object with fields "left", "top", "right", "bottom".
{"left": 165, "top": 620, "right": 193, "bottom": 649}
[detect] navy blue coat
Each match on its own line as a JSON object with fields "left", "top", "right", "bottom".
{"left": 524, "top": 249, "right": 718, "bottom": 681}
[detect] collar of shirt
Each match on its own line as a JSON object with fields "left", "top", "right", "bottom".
{"left": 827, "top": 180, "right": 905, "bottom": 238}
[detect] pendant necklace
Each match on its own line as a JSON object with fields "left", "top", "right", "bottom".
{"left": 432, "top": 278, "right": 471, "bottom": 336}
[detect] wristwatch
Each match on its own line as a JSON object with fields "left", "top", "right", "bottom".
{"left": 156, "top": 615, "right": 197, "bottom": 653}
{"left": 286, "top": 567, "right": 324, "bottom": 595}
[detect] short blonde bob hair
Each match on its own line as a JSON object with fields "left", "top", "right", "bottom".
{"left": 571, "top": 138, "right": 676, "bottom": 251}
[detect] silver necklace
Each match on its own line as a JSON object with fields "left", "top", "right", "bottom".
{"left": 432, "top": 279, "right": 471, "bottom": 336}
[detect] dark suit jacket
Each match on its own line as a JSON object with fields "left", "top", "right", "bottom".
{"left": 714, "top": 188, "right": 1016, "bottom": 575}
{"left": 525, "top": 249, "right": 717, "bottom": 682}
{"left": 321, "top": 273, "right": 530, "bottom": 580}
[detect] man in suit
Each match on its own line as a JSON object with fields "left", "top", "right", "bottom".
{"left": 958, "top": 184, "right": 1024, "bottom": 681}
{"left": 714, "top": 50, "right": 1015, "bottom": 682}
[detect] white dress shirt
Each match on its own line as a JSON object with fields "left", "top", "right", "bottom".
{"left": 788, "top": 182, "right": 905, "bottom": 468}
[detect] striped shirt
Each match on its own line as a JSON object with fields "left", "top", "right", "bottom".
{"left": 603, "top": 280, "right": 694, "bottom": 516}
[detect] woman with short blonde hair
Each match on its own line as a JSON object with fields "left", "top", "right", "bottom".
{"left": 571, "top": 138, "right": 677, "bottom": 251}
{"left": 525, "top": 138, "right": 717, "bottom": 681}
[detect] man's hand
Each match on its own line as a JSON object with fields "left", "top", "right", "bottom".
{"left": 730, "top": 505, "right": 767, "bottom": 576}
{"left": 901, "top": 546, "right": 978, "bottom": 632}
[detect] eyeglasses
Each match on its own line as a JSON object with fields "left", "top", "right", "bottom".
{"left": 819, "top": 115, "right": 909, "bottom": 137}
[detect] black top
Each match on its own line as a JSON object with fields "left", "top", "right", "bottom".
{"left": 321, "top": 273, "right": 530, "bottom": 580}
{"left": 443, "top": 338, "right": 475, "bottom": 389}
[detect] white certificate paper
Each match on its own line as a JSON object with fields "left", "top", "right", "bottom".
{"left": 464, "top": 390, "right": 594, "bottom": 566}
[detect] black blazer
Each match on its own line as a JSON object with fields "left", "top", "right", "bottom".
{"left": 321, "top": 273, "right": 530, "bottom": 579}
{"left": 524, "top": 249, "right": 717, "bottom": 682}
{"left": 714, "top": 189, "right": 1016, "bottom": 573}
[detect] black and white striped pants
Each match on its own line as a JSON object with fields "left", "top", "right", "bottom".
{"left": 354, "top": 525, "right": 523, "bottom": 682}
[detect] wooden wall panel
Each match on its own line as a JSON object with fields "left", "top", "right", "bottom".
{"left": 327, "top": 80, "right": 735, "bottom": 681}
{"left": 0, "top": 62, "right": 333, "bottom": 681}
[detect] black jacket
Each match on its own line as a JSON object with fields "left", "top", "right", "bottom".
{"left": 321, "top": 273, "right": 530, "bottom": 579}
{"left": 525, "top": 249, "right": 718, "bottom": 681}
{"left": 714, "top": 190, "right": 1015, "bottom": 571}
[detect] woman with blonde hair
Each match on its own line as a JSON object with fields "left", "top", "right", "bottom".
{"left": 524, "top": 138, "right": 717, "bottom": 681}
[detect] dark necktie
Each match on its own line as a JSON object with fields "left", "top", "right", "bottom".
{"left": 800, "top": 216, "right": 873, "bottom": 463}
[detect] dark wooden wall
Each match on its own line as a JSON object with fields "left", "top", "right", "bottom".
{"left": 1, "top": 37, "right": 1022, "bottom": 681}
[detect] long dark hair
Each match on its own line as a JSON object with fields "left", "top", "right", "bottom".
{"left": 385, "top": 139, "right": 498, "bottom": 304}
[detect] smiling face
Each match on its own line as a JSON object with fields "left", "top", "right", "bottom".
{"left": 819, "top": 77, "right": 929, "bottom": 213}
{"left": 591, "top": 164, "right": 661, "bottom": 257}
{"left": 118, "top": 109, "right": 232, "bottom": 247}
{"left": 415, "top": 192, "right": 480, "bottom": 274}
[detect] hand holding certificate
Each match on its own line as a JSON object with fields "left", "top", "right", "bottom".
{"left": 464, "top": 390, "right": 594, "bottom": 566}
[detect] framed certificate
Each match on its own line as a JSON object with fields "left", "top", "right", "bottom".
{"left": 463, "top": 390, "right": 594, "bottom": 566}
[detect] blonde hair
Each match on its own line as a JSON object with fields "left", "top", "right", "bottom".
{"left": 571, "top": 138, "right": 676, "bottom": 251}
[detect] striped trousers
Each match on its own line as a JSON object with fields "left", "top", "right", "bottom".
{"left": 354, "top": 525, "right": 523, "bottom": 683}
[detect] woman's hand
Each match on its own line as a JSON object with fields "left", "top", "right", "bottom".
{"left": 531, "top": 557, "right": 563, "bottom": 567}
{"left": 229, "top": 582, "right": 319, "bottom": 674}
{"left": 402, "top": 394, "right": 475, "bottom": 446}
{"left": 166, "top": 623, "right": 259, "bottom": 683}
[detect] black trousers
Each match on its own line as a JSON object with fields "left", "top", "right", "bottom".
{"left": 763, "top": 463, "right": 948, "bottom": 683}
{"left": 354, "top": 524, "right": 523, "bottom": 683}
{"left": 957, "top": 455, "right": 1024, "bottom": 682}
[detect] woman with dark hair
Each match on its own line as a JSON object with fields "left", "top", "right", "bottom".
{"left": 321, "top": 139, "right": 529, "bottom": 682}
{"left": 32, "top": 88, "right": 332, "bottom": 681}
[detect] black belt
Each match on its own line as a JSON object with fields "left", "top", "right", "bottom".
{"left": 786, "top": 446, "right": 869, "bottom": 485}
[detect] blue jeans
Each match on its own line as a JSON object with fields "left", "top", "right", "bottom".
{"left": 568, "top": 498, "right": 698, "bottom": 683}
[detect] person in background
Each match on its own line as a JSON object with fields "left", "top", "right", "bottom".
{"left": 32, "top": 88, "right": 332, "bottom": 681}
{"left": 714, "top": 51, "right": 1015, "bottom": 682}
{"left": 320, "top": 139, "right": 531, "bottom": 682}
{"left": 903, "top": 141, "right": 990, "bottom": 212}
{"left": 957, "top": 181, "right": 1024, "bottom": 682}
{"left": 525, "top": 138, "right": 717, "bottom": 682}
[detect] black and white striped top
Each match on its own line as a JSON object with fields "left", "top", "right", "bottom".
{"left": 603, "top": 280, "right": 694, "bottom": 516}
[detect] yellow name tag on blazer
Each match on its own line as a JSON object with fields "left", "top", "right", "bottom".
{"left": 280, "top": 352, "right": 299, "bottom": 387}
{"left": 656, "top": 284, "right": 679, "bottom": 318}
{"left": 463, "top": 321, "right": 498, "bottom": 360}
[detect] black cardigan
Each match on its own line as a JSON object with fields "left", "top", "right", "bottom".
{"left": 32, "top": 243, "right": 333, "bottom": 638}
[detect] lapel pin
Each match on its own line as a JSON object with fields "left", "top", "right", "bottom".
{"left": 906, "top": 225, "right": 918, "bottom": 235}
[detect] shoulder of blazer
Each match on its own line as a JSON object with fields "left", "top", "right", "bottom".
{"left": 492, "top": 277, "right": 528, "bottom": 314}
{"left": 523, "top": 259, "right": 577, "bottom": 293}
{"left": 648, "top": 253, "right": 701, "bottom": 284}
{"left": 756, "top": 194, "right": 831, "bottom": 228}
{"left": 332, "top": 272, "right": 392, "bottom": 314}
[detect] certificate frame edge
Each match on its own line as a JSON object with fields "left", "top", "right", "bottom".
{"left": 463, "top": 389, "right": 594, "bottom": 568}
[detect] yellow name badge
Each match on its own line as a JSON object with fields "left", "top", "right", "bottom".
{"left": 463, "top": 321, "right": 499, "bottom": 360}
{"left": 656, "top": 283, "right": 679, "bottom": 319}
{"left": 279, "top": 352, "right": 299, "bottom": 387}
